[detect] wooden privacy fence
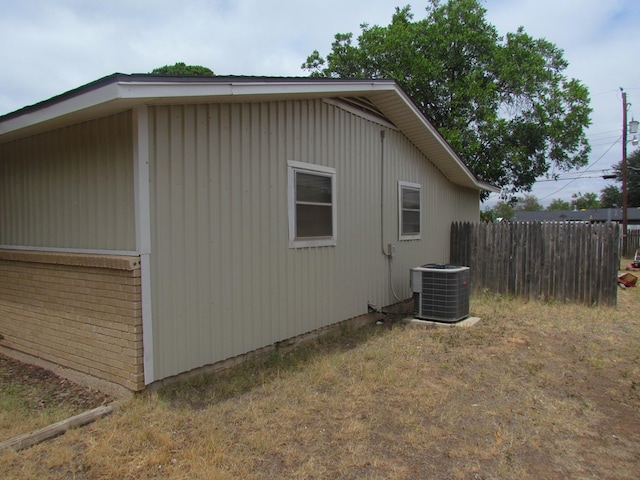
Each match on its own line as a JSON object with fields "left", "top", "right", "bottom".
{"left": 450, "top": 222, "right": 620, "bottom": 306}
{"left": 624, "top": 229, "right": 640, "bottom": 258}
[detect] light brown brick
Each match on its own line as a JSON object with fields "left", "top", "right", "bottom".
{"left": 0, "top": 252, "right": 144, "bottom": 391}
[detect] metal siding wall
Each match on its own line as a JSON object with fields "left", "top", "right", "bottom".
{"left": 382, "top": 130, "right": 480, "bottom": 298}
{"left": 148, "top": 100, "right": 479, "bottom": 380}
{"left": 0, "top": 112, "right": 135, "bottom": 251}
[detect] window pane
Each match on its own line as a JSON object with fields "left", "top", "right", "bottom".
{"left": 296, "top": 172, "right": 332, "bottom": 203}
{"left": 296, "top": 204, "right": 332, "bottom": 238}
{"left": 402, "top": 188, "right": 420, "bottom": 209}
{"left": 402, "top": 210, "right": 420, "bottom": 234}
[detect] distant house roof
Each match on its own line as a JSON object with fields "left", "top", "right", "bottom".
{"left": 512, "top": 208, "right": 640, "bottom": 223}
{"left": 0, "top": 73, "right": 497, "bottom": 193}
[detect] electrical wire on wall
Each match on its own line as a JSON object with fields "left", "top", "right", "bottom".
{"left": 387, "top": 258, "right": 403, "bottom": 303}
{"left": 380, "top": 130, "right": 389, "bottom": 258}
{"left": 379, "top": 129, "right": 403, "bottom": 303}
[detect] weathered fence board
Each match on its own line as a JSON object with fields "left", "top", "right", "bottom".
{"left": 450, "top": 222, "right": 619, "bottom": 306}
{"left": 625, "top": 230, "right": 640, "bottom": 258}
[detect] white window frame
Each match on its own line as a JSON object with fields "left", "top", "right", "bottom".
{"left": 288, "top": 160, "right": 337, "bottom": 248}
{"left": 398, "top": 181, "right": 422, "bottom": 241}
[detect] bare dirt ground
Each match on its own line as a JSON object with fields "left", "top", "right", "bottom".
{"left": 0, "top": 353, "right": 113, "bottom": 440}
{"left": 0, "top": 354, "right": 112, "bottom": 408}
{"left": 0, "top": 274, "right": 639, "bottom": 479}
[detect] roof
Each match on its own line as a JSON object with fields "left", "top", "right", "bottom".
{"left": 0, "top": 73, "right": 498, "bottom": 193}
{"left": 512, "top": 208, "right": 640, "bottom": 223}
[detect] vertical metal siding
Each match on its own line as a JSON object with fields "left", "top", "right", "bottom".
{"left": 0, "top": 112, "right": 135, "bottom": 251}
{"left": 382, "top": 130, "right": 479, "bottom": 298}
{"left": 148, "top": 100, "right": 479, "bottom": 380}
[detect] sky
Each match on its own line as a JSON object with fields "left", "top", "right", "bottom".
{"left": 1, "top": 0, "right": 639, "bottom": 208}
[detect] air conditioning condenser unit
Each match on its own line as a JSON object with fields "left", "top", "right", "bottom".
{"left": 410, "top": 264, "right": 470, "bottom": 323}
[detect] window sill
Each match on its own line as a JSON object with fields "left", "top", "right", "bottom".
{"left": 289, "top": 238, "right": 336, "bottom": 249}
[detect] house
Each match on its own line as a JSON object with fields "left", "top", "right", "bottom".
{"left": 0, "top": 74, "right": 496, "bottom": 391}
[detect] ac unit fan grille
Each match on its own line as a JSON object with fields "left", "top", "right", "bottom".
{"left": 412, "top": 265, "right": 470, "bottom": 322}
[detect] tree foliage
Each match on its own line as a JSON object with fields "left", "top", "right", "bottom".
{"left": 611, "top": 148, "right": 640, "bottom": 207}
{"left": 599, "top": 185, "right": 622, "bottom": 209}
{"left": 514, "top": 194, "right": 543, "bottom": 211}
{"left": 570, "top": 191, "right": 599, "bottom": 210}
{"left": 547, "top": 198, "right": 570, "bottom": 211}
{"left": 492, "top": 200, "right": 515, "bottom": 220}
{"left": 480, "top": 208, "right": 497, "bottom": 222}
{"left": 302, "top": 0, "right": 591, "bottom": 195}
{"left": 151, "top": 62, "right": 214, "bottom": 76}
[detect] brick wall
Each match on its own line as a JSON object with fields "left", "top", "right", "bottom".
{"left": 0, "top": 250, "right": 144, "bottom": 391}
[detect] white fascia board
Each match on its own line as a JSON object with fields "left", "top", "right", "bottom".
{"left": 115, "top": 79, "right": 398, "bottom": 100}
{"left": 117, "top": 78, "right": 497, "bottom": 193}
{"left": 0, "top": 75, "right": 496, "bottom": 193}
{"left": 0, "top": 78, "right": 397, "bottom": 140}
{"left": 393, "top": 89, "right": 476, "bottom": 180}
{"left": 384, "top": 87, "right": 499, "bottom": 193}
{"left": 477, "top": 181, "right": 501, "bottom": 193}
{"left": 0, "top": 83, "right": 122, "bottom": 136}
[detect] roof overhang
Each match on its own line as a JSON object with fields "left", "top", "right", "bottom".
{"left": 0, "top": 73, "right": 498, "bottom": 193}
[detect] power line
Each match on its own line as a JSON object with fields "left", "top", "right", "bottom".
{"left": 588, "top": 129, "right": 621, "bottom": 137}
{"left": 536, "top": 174, "right": 611, "bottom": 182}
{"left": 538, "top": 137, "right": 620, "bottom": 200}
{"left": 591, "top": 139, "right": 621, "bottom": 147}
{"left": 536, "top": 168, "right": 611, "bottom": 181}
{"left": 590, "top": 89, "right": 622, "bottom": 97}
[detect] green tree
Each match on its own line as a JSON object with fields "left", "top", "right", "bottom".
{"left": 492, "top": 200, "right": 515, "bottom": 220}
{"left": 599, "top": 185, "right": 622, "bottom": 208}
{"left": 611, "top": 148, "right": 640, "bottom": 207}
{"left": 151, "top": 62, "right": 214, "bottom": 76}
{"left": 302, "top": 1, "right": 591, "bottom": 195}
{"left": 547, "top": 198, "right": 571, "bottom": 211}
{"left": 515, "top": 194, "right": 543, "bottom": 211}
{"left": 480, "top": 208, "right": 497, "bottom": 222}
{"left": 570, "top": 191, "right": 600, "bottom": 210}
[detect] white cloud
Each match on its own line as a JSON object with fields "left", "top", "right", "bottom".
{"left": 2, "top": 0, "right": 639, "bottom": 205}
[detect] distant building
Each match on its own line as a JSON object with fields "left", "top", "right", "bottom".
{"left": 512, "top": 208, "right": 640, "bottom": 229}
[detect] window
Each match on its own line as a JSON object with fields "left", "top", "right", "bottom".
{"left": 399, "top": 181, "right": 421, "bottom": 240}
{"left": 288, "top": 161, "right": 336, "bottom": 248}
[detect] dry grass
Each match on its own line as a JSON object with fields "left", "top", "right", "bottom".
{"left": 0, "top": 380, "right": 63, "bottom": 441}
{"left": 0, "top": 356, "right": 112, "bottom": 440}
{"left": 1, "top": 274, "right": 639, "bottom": 479}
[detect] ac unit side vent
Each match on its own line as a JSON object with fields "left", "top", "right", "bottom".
{"left": 411, "top": 264, "right": 470, "bottom": 322}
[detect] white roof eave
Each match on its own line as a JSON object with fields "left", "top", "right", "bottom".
{"left": 367, "top": 88, "right": 498, "bottom": 193}
{"left": 0, "top": 76, "right": 496, "bottom": 192}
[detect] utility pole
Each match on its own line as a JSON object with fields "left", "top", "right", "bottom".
{"left": 621, "top": 88, "right": 628, "bottom": 254}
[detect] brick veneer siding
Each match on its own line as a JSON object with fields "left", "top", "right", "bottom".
{"left": 0, "top": 250, "right": 144, "bottom": 391}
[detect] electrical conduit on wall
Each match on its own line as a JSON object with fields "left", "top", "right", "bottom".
{"left": 379, "top": 129, "right": 402, "bottom": 303}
